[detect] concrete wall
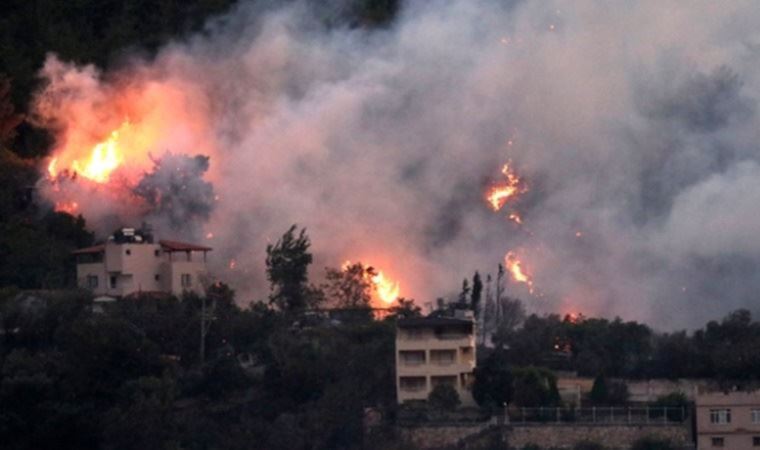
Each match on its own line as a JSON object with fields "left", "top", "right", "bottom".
{"left": 508, "top": 424, "right": 691, "bottom": 449}
{"left": 397, "top": 422, "right": 492, "bottom": 449}
{"left": 399, "top": 422, "right": 691, "bottom": 449}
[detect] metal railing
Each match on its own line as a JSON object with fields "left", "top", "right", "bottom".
{"left": 507, "top": 406, "right": 688, "bottom": 424}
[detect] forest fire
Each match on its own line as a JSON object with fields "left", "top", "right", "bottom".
{"left": 505, "top": 251, "right": 534, "bottom": 293}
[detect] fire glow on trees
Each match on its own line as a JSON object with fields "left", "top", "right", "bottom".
{"left": 341, "top": 260, "right": 400, "bottom": 306}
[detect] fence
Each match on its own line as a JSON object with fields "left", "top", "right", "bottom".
{"left": 506, "top": 406, "right": 688, "bottom": 424}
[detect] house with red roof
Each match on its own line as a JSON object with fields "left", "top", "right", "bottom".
{"left": 73, "top": 225, "right": 211, "bottom": 298}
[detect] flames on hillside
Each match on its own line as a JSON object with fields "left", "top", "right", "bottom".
{"left": 485, "top": 160, "right": 537, "bottom": 294}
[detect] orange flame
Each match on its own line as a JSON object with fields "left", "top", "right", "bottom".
{"left": 47, "top": 121, "right": 131, "bottom": 183}
{"left": 487, "top": 162, "right": 526, "bottom": 211}
{"left": 371, "top": 270, "right": 401, "bottom": 305}
{"left": 508, "top": 213, "right": 523, "bottom": 224}
{"left": 341, "top": 260, "right": 400, "bottom": 305}
{"left": 505, "top": 251, "right": 534, "bottom": 293}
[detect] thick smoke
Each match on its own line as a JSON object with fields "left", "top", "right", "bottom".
{"left": 134, "top": 154, "right": 215, "bottom": 238}
{"left": 33, "top": 0, "right": 760, "bottom": 328}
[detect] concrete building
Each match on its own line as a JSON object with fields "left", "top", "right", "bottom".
{"left": 395, "top": 313, "right": 476, "bottom": 406}
{"left": 696, "top": 389, "right": 760, "bottom": 449}
{"left": 73, "top": 227, "right": 211, "bottom": 298}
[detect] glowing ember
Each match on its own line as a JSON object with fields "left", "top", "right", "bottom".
{"left": 575, "top": 231, "right": 583, "bottom": 237}
{"left": 228, "top": 259, "right": 237, "bottom": 270}
{"left": 505, "top": 251, "right": 534, "bottom": 293}
{"left": 486, "top": 162, "right": 526, "bottom": 211}
{"left": 206, "top": 232, "right": 214, "bottom": 239}
{"left": 508, "top": 213, "right": 523, "bottom": 224}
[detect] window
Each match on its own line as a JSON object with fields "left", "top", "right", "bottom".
{"left": 752, "top": 409, "right": 760, "bottom": 424}
{"left": 181, "top": 273, "right": 192, "bottom": 288}
{"left": 753, "top": 436, "right": 760, "bottom": 447}
{"left": 110, "top": 275, "right": 117, "bottom": 289}
{"left": 86, "top": 275, "right": 98, "bottom": 289}
{"left": 430, "top": 349, "right": 456, "bottom": 365}
{"left": 399, "top": 377, "right": 426, "bottom": 392}
{"left": 154, "top": 249, "right": 161, "bottom": 257}
{"left": 154, "top": 274, "right": 160, "bottom": 281}
{"left": 711, "top": 437, "right": 724, "bottom": 447}
{"left": 125, "top": 249, "right": 131, "bottom": 255}
{"left": 400, "top": 351, "right": 425, "bottom": 366}
{"left": 710, "top": 409, "right": 731, "bottom": 424}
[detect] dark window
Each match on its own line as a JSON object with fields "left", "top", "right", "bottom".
{"left": 181, "top": 274, "right": 192, "bottom": 288}
{"left": 125, "top": 249, "right": 131, "bottom": 255}
{"left": 110, "top": 276, "right": 117, "bottom": 289}
{"left": 154, "top": 250, "right": 161, "bottom": 257}
{"left": 753, "top": 436, "right": 760, "bottom": 446}
{"left": 86, "top": 275, "right": 98, "bottom": 289}
{"left": 154, "top": 274, "right": 160, "bottom": 281}
{"left": 711, "top": 437, "right": 724, "bottom": 447}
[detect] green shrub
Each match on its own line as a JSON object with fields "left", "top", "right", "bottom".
{"left": 428, "top": 384, "right": 461, "bottom": 410}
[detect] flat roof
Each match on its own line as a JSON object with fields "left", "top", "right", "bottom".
{"left": 72, "top": 240, "right": 212, "bottom": 255}
{"left": 72, "top": 244, "right": 105, "bottom": 255}
{"left": 159, "top": 240, "right": 212, "bottom": 252}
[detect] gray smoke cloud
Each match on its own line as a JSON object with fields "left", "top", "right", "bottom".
{"left": 34, "top": 0, "right": 760, "bottom": 328}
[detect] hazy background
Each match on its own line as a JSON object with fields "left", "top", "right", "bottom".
{"left": 32, "top": 0, "right": 760, "bottom": 328}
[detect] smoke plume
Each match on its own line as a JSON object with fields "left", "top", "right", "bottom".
{"left": 32, "top": 0, "right": 760, "bottom": 328}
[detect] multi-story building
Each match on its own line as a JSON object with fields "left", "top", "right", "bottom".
{"left": 73, "top": 227, "right": 211, "bottom": 297}
{"left": 395, "top": 313, "right": 476, "bottom": 406}
{"left": 696, "top": 389, "right": 760, "bottom": 449}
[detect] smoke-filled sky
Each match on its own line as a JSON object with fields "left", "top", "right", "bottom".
{"left": 33, "top": 0, "right": 760, "bottom": 329}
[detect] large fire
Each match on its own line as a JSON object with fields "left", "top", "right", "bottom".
{"left": 48, "top": 121, "right": 131, "bottom": 183}
{"left": 35, "top": 58, "right": 217, "bottom": 218}
{"left": 505, "top": 251, "right": 534, "bottom": 293}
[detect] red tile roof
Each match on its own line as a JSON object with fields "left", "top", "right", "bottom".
{"left": 72, "top": 244, "right": 105, "bottom": 255}
{"left": 159, "top": 240, "right": 212, "bottom": 252}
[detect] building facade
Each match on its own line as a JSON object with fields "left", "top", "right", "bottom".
{"left": 74, "top": 227, "right": 211, "bottom": 297}
{"left": 696, "top": 389, "right": 760, "bottom": 450}
{"left": 395, "top": 314, "right": 476, "bottom": 406}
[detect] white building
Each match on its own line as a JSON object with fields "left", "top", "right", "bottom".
{"left": 395, "top": 313, "right": 477, "bottom": 406}
{"left": 74, "top": 227, "right": 211, "bottom": 298}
